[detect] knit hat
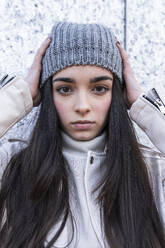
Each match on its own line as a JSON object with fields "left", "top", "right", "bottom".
{"left": 40, "top": 22, "right": 123, "bottom": 86}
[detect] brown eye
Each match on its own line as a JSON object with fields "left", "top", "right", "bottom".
{"left": 93, "top": 86, "right": 109, "bottom": 93}
{"left": 56, "top": 86, "right": 72, "bottom": 95}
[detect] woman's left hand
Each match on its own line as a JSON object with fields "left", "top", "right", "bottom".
{"left": 116, "top": 42, "right": 143, "bottom": 108}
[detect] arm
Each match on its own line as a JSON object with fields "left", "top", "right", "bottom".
{"left": 0, "top": 76, "right": 33, "bottom": 138}
{"left": 116, "top": 42, "right": 165, "bottom": 154}
{"left": 0, "top": 36, "right": 51, "bottom": 139}
{"left": 0, "top": 76, "right": 32, "bottom": 180}
{"left": 0, "top": 37, "right": 51, "bottom": 180}
{"left": 129, "top": 92, "right": 165, "bottom": 154}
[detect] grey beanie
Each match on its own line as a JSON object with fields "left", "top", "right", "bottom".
{"left": 40, "top": 22, "right": 123, "bottom": 86}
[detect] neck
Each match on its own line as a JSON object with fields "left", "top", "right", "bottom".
{"left": 61, "top": 130, "right": 107, "bottom": 157}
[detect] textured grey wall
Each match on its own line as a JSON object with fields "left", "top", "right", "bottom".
{"left": 0, "top": 0, "right": 164, "bottom": 149}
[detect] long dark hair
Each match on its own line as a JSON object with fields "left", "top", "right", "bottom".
{"left": 0, "top": 75, "right": 164, "bottom": 247}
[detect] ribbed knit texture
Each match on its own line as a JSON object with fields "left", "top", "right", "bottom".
{"left": 40, "top": 22, "right": 123, "bottom": 86}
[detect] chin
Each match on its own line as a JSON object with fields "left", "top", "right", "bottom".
{"left": 72, "top": 132, "right": 96, "bottom": 141}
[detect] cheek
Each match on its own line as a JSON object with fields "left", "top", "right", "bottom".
{"left": 95, "top": 97, "right": 111, "bottom": 116}
{"left": 53, "top": 98, "right": 71, "bottom": 121}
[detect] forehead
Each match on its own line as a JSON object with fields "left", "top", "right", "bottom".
{"left": 52, "top": 65, "right": 113, "bottom": 80}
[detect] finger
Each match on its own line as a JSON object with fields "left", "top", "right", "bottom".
{"left": 37, "top": 37, "right": 51, "bottom": 57}
{"left": 116, "top": 42, "right": 129, "bottom": 63}
{"left": 33, "top": 37, "right": 51, "bottom": 66}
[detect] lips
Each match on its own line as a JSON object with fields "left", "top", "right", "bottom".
{"left": 72, "top": 121, "right": 94, "bottom": 124}
{"left": 72, "top": 121, "right": 94, "bottom": 129}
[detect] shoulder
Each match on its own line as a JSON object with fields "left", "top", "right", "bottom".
{"left": 139, "top": 143, "right": 165, "bottom": 160}
{"left": 139, "top": 143, "right": 165, "bottom": 202}
{"left": 0, "top": 138, "right": 28, "bottom": 182}
{"left": 139, "top": 143, "right": 165, "bottom": 173}
{"left": 139, "top": 143, "right": 165, "bottom": 225}
{"left": 139, "top": 143, "right": 165, "bottom": 184}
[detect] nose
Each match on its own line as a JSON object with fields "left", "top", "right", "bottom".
{"left": 74, "top": 92, "right": 91, "bottom": 115}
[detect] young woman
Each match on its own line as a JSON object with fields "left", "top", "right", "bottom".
{"left": 0, "top": 22, "right": 165, "bottom": 248}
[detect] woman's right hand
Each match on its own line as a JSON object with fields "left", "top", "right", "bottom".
{"left": 24, "top": 37, "right": 51, "bottom": 106}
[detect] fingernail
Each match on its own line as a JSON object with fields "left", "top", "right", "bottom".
{"left": 116, "top": 41, "right": 120, "bottom": 45}
{"left": 46, "top": 36, "right": 51, "bottom": 41}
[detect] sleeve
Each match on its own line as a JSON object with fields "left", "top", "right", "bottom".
{"left": 129, "top": 89, "right": 165, "bottom": 154}
{"left": 0, "top": 76, "right": 33, "bottom": 138}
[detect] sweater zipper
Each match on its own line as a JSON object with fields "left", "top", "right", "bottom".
{"left": 143, "top": 88, "right": 165, "bottom": 115}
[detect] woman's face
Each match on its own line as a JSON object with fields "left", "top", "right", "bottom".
{"left": 52, "top": 65, "right": 113, "bottom": 141}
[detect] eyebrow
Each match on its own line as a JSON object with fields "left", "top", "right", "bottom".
{"left": 52, "top": 75, "right": 113, "bottom": 84}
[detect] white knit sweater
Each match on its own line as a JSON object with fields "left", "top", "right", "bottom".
{"left": 45, "top": 130, "right": 108, "bottom": 247}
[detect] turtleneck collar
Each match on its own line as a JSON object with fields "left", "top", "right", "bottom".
{"left": 61, "top": 130, "right": 107, "bottom": 157}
